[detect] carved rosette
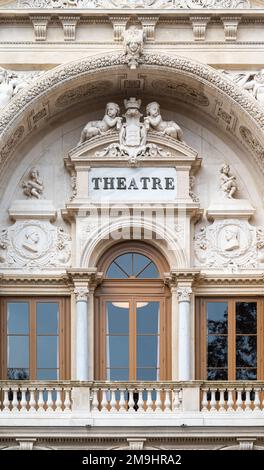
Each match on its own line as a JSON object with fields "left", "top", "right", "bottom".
{"left": 177, "top": 287, "right": 192, "bottom": 302}
{"left": 74, "top": 286, "right": 89, "bottom": 302}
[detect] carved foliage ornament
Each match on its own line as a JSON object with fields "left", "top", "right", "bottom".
{"left": 151, "top": 80, "right": 209, "bottom": 107}
{"left": 177, "top": 287, "right": 192, "bottom": 302}
{"left": 16, "top": 0, "right": 250, "bottom": 8}
{"left": 74, "top": 286, "right": 89, "bottom": 301}
{"left": 0, "top": 221, "right": 71, "bottom": 269}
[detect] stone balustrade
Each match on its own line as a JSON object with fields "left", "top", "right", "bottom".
{"left": 1, "top": 381, "right": 264, "bottom": 426}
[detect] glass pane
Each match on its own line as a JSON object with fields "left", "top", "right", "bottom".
{"left": 106, "top": 368, "right": 129, "bottom": 381}
{"left": 37, "top": 303, "right": 58, "bottom": 334}
{"left": 137, "top": 336, "right": 158, "bottom": 367}
{"left": 236, "top": 368, "right": 257, "bottom": 380}
{"left": 236, "top": 302, "right": 257, "bottom": 334}
{"left": 137, "top": 301, "right": 159, "bottom": 334}
{"left": 107, "top": 336, "right": 129, "bottom": 368}
{"left": 137, "top": 368, "right": 158, "bottom": 381}
{"left": 137, "top": 262, "right": 159, "bottom": 279}
{"left": 207, "top": 336, "right": 227, "bottom": 367}
{"left": 106, "top": 302, "right": 129, "bottom": 334}
{"left": 207, "top": 302, "right": 228, "bottom": 334}
{"left": 106, "top": 262, "right": 128, "bottom": 279}
{"left": 37, "top": 336, "right": 58, "bottom": 368}
{"left": 7, "top": 302, "right": 29, "bottom": 334}
{"left": 115, "top": 254, "right": 132, "bottom": 276}
{"left": 207, "top": 369, "right": 228, "bottom": 380}
{"left": 7, "top": 336, "right": 29, "bottom": 368}
{"left": 37, "top": 369, "right": 59, "bottom": 380}
{"left": 236, "top": 336, "right": 257, "bottom": 367}
{"left": 134, "top": 253, "right": 149, "bottom": 275}
{"left": 7, "top": 368, "right": 29, "bottom": 380}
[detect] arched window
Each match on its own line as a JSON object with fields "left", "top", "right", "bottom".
{"left": 95, "top": 243, "right": 171, "bottom": 382}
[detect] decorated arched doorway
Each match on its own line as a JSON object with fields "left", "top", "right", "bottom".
{"left": 94, "top": 242, "right": 171, "bottom": 381}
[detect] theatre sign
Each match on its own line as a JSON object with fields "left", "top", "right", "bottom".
{"left": 65, "top": 97, "right": 201, "bottom": 206}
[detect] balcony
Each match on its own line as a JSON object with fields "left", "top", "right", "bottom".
{"left": 1, "top": 381, "right": 264, "bottom": 427}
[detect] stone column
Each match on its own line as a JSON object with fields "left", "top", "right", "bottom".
{"left": 171, "top": 286, "right": 178, "bottom": 380}
{"left": 177, "top": 287, "right": 192, "bottom": 381}
{"left": 74, "top": 286, "right": 89, "bottom": 381}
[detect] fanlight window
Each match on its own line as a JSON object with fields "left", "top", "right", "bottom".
{"left": 106, "top": 252, "right": 160, "bottom": 279}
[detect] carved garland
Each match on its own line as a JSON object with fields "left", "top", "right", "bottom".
{"left": 1, "top": 52, "right": 264, "bottom": 173}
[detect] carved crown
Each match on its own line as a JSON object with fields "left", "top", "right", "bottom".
{"left": 124, "top": 97, "right": 142, "bottom": 110}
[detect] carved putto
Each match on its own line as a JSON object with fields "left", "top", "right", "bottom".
{"left": 145, "top": 101, "right": 184, "bottom": 141}
{"left": 123, "top": 25, "right": 145, "bottom": 70}
{"left": 225, "top": 69, "right": 264, "bottom": 106}
{"left": 78, "top": 98, "right": 184, "bottom": 164}
{"left": 78, "top": 102, "right": 122, "bottom": 145}
{"left": 219, "top": 163, "right": 238, "bottom": 199}
{"left": 22, "top": 167, "right": 44, "bottom": 199}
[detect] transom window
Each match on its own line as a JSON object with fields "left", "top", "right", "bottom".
{"left": 196, "top": 298, "right": 264, "bottom": 380}
{"left": 106, "top": 252, "right": 159, "bottom": 279}
{"left": 0, "top": 298, "right": 70, "bottom": 380}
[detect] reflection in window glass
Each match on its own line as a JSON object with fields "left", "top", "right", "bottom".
{"left": 7, "top": 302, "right": 29, "bottom": 334}
{"left": 7, "top": 336, "right": 29, "bottom": 368}
{"left": 106, "top": 302, "right": 129, "bottom": 334}
{"left": 206, "top": 302, "right": 228, "bottom": 380}
{"left": 236, "top": 302, "right": 257, "bottom": 380}
{"left": 37, "top": 336, "right": 58, "bottom": 369}
{"left": 136, "top": 301, "right": 160, "bottom": 381}
{"left": 106, "top": 302, "right": 129, "bottom": 380}
{"left": 37, "top": 303, "right": 58, "bottom": 334}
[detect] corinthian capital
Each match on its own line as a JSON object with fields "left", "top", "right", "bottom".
{"left": 177, "top": 287, "right": 192, "bottom": 302}
{"left": 74, "top": 286, "right": 89, "bottom": 302}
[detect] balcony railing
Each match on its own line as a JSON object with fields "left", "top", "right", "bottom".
{"left": 1, "top": 381, "right": 264, "bottom": 426}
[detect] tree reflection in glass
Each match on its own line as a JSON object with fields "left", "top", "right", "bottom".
{"left": 206, "top": 302, "right": 228, "bottom": 380}
{"left": 236, "top": 302, "right": 257, "bottom": 380}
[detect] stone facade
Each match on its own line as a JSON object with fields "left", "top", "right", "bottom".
{"left": 1, "top": 0, "right": 264, "bottom": 451}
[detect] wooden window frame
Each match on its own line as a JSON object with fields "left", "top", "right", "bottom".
{"left": 0, "top": 297, "right": 71, "bottom": 380}
{"left": 95, "top": 242, "right": 171, "bottom": 381}
{"left": 196, "top": 297, "right": 264, "bottom": 380}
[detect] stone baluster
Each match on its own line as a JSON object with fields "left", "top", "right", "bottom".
{"left": 173, "top": 388, "right": 182, "bottom": 412}
{"left": 91, "top": 389, "right": 99, "bottom": 412}
{"left": 136, "top": 389, "right": 144, "bottom": 413}
{"left": 236, "top": 388, "right": 243, "bottom": 412}
{"left": 12, "top": 387, "right": 19, "bottom": 412}
{"left": 110, "top": 389, "right": 117, "bottom": 413}
{"left": 3, "top": 388, "right": 10, "bottom": 412}
{"left": 55, "top": 388, "right": 62, "bottom": 412}
{"left": 227, "top": 388, "right": 234, "bottom": 412}
{"left": 155, "top": 388, "right": 162, "bottom": 412}
{"left": 218, "top": 389, "right": 225, "bottom": 412}
{"left": 20, "top": 388, "right": 27, "bottom": 412}
{"left": 146, "top": 388, "right": 153, "bottom": 412}
{"left": 164, "top": 388, "right": 171, "bottom": 412}
{"left": 37, "top": 389, "right": 45, "bottom": 412}
{"left": 28, "top": 387, "right": 36, "bottom": 413}
{"left": 128, "top": 389, "right": 135, "bottom": 413}
{"left": 201, "top": 388, "right": 209, "bottom": 412}
{"left": 253, "top": 388, "right": 260, "bottom": 411}
{"left": 245, "top": 388, "right": 252, "bottom": 412}
{"left": 119, "top": 388, "right": 126, "bottom": 412}
{"left": 210, "top": 389, "right": 216, "bottom": 412}
{"left": 101, "top": 388, "right": 108, "bottom": 412}
{"left": 46, "top": 389, "right": 53, "bottom": 412}
{"left": 64, "top": 388, "right": 72, "bottom": 411}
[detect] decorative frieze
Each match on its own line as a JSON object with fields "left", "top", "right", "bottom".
{"left": 16, "top": 0, "right": 250, "bottom": 9}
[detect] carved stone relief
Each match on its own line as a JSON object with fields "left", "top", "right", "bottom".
{"left": 151, "top": 80, "right": 210, "bottom": 107}
{"left": 223, "top": 69, "right": 264, "bottom": 106}
{"left": 16, "top": 0, "right": 250, "bottom": 8}
{"left": 0, "top": 126, "right": 24, "bottom": 166}
{"left": 0, "top": 221, "right": 71, "bottom": 269}
{"left": 194, "top": 219, "right": 264, "bottom": 270}
{"left": 22, "top": 167, "right": 44, "bottom": 199}
{"left": 239, "top": 126, "right": 264, "bottom": 164}
{"left": 55, "top": 81, "right": 113, "bottom": 108}
{"left": 79, "top": 97, "right": 182, "bottom": 164}
{"left": 219, "top": 163, "right": 238, "bottom": 199}
{"left": 123, "top": 25, "right": 145, "bottom": 70}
